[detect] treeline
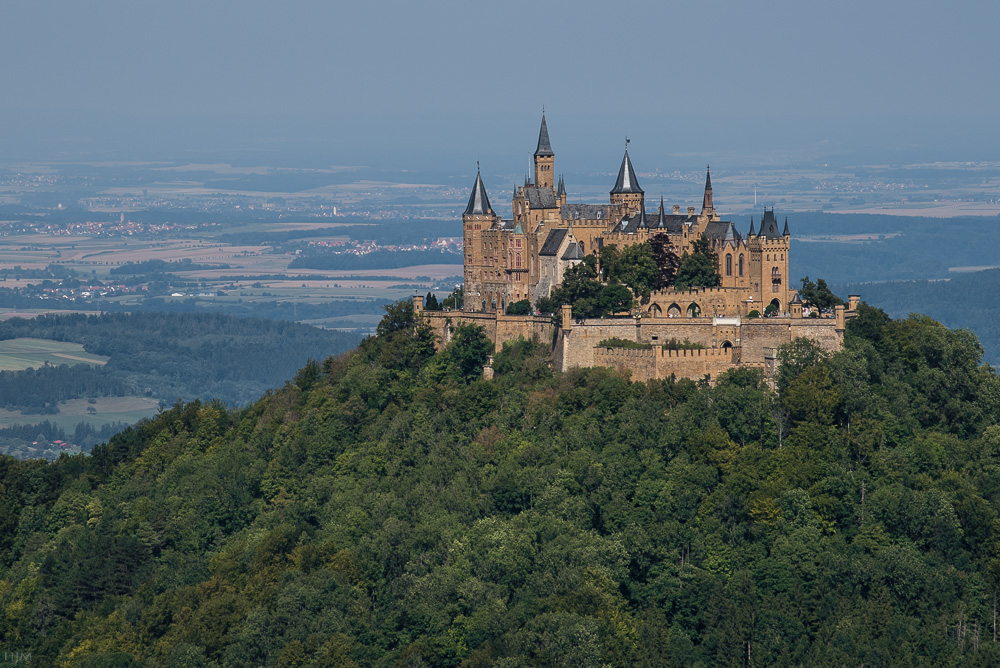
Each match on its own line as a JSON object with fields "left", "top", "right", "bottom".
{"left": 0, "top": 290, "right": 389, "bottom": 322}
{"left": 791, "top": 212, "right": 1000, "bottom": 283}
{"left": 0, "top": 312, "right": 361, "bottom": 410}
{"left": 3, "top": 302, "right": 1000, "bottom": 664}
{"left": 110, "top": 259, "right": 230, "bottom": 274}
{"left": 218, "top": 219, "right": 460, "bottom": 247}
{"left": 0, "top": 420, "right": 128, "bottom": 458}
{"left": 835, "top": 267, "right": 1000, "bottom": 365}
{"left": 289, "top": 249, "right": 462, "bottom": 270}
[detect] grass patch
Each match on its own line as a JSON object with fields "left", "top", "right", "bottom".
{"left": 661, "top": 338, "right": 705, "bottom": 351}
{"left": 597, "top": 337, "right": 652, "bottom": 350}
{"left": 0, "top": 338, "right": 109, "bottom": 371}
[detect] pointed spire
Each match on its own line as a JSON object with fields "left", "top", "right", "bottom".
{"left": 748, "top": 217, "right": 756, "bottom": 237}
{"left": 557, "top": 174, "right": 566, "bottom": 197}
{"left": 610, "top": 141, "right": 643, "bottom": 195}
{"left": 463, "top": 165, "right": 493, "bottom": 216}
{"left": 656, "top": 196, "right": 667, "bottom": 228}
{"left": 534, "top": 111, "right": 554, "bottom": 157}
{"left": 701, "top": 164, "right": 715, "bottom": 216}
{"left": 782, "top": 216, "right": 790, "bottom": 237}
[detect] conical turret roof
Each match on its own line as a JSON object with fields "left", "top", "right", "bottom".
{"left": 610, "top": 144, "right": 643, "bottom": 195}
{"left": 702, "top": 165, "right": 715, "bottom": 215}
{"left": 534, "top": 113, "right": 554, "bottom": 157}
{"left": 463, "top": 167, "right": 493, "bottom": 216}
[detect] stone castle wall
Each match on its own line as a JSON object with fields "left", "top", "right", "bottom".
{"left": 415, "top": 296, "right": 850, "bottom": 384}
{"left": 593, "top": 345, "right": 740, "bottom": 382}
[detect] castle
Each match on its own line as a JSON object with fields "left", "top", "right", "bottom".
{"left": 419, "top": 113, "right": 857, "bottom": 382}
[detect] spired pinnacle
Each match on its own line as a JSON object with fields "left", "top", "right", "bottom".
{"left": 702, "top": 165, "right": 715, "bottom": 215}
{"left": 534, "top": 112, "right": 554, "bottom": 157}
{"left": 611, "top": 143, "right": 643, "bottom": 195}
{"left": 464, "top": 168, "right": 493, "bottom": 216}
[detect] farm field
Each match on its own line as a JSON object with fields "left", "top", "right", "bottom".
{"left": 0, "top": 337, "right": 109, "bottom": 371}
{"left": 0, "top": 396, "right": 160, "bottom": 431}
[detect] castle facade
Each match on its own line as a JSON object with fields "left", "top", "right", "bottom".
{"left": 418, "top": 114, "right": 858, "bottom": 384}
{"left": 462, "top": 113, "right": 795, "bottom": 317}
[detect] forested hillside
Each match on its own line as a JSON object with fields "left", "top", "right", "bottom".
{"left": 3, "top": 303, "right": 1000, "bottom": 665}
{"left": 0, "top": 312, "right": 360, "bottom": 410}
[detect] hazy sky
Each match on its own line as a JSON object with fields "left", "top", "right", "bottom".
{"left": 2, "top": 0, "right": 997, "bottom": 166}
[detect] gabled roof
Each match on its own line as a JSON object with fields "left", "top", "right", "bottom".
{"left": 561, "top": 242, "right": 584, "bottom": 261}
{"left": 561, "top": 203, "right": 607, "bottom": 220}
{"left": 463, "top": 168, "right": 493, "bottom": 216}
{"left": 610, "top": 148, "right": 643, "bottom": 195}
{"left": 760, "top": 208, "right": 782, "bottom": 239}
{"left": 534, "top": 113, "right": 554, "bottom": 157}
{"left": 539, "top": 228, "right": 568, "bottom": 256}
{"left": 524, "top": 186, "right": 559, "bottom": 209}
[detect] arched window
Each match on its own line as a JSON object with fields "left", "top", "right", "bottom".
{"left": 687, "top": 303, "right": 701, "bottom": 318}
{"left": 739, "top": 254, "right": 745, "bottom": 276}
{"left": 725, "top": 254, "right": 732, "bottom": 276}
{"left": 579, "top": 241, "right": 585, "bottom": 255}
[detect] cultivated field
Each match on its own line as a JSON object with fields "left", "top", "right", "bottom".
{"left": 0, "top": 338, "right": 108, "bottom": 371}
{"left": 0, "top": 396, "right": 160, "bottom": 432}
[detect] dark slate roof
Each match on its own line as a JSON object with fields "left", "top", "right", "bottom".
{"left": 610, "top": 149, "right": 643, "bottom": 195}
{"left": 705, "top": 221, "right": 740, "bottom": 246}
{"left": 748, "top": 218, "right": 756, "bottom": 236}
{"left": 561, "top": 242, "right": 584, "bottom": 261}
{"left": 702, "top": 166, "right": 714, "bottom": 212}
{"left": 782, "top": 217, "right": 790, "bottom": 236}
{"left": 561, "top": 203, "right": 607, "bottom": 220}
{"left": 525, "top": 186, "right": 559, "bottom": 209}
{"left": 759, "top": 208, "right": 782, "bottom": 239}
{"left": 539, "top": 228, "right": 568, "bottom": 256}
{"left": 790, "top": 293, "right": 802, "bottom": 304}
{"left": 557, "top": 174, "right": 566, "bottom": 197}
{"left": 534, "top": 113, "right": 554, "bottom": 157}
{"left": 464, "top": 170, "right": 493, "bottom": 216}
{"left": 654, "top": 213, "right": 695, "bottom": 234}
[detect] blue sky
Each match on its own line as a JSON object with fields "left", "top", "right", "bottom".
{"left": 1, "top": 0, "right": 997, "bottom": 166}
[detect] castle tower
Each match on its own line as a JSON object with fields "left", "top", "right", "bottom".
{"left": 610, "top": 140, "right": 644, "bottom": 213}
{"left": 701, "top": 165, "right": 716, "bottom": 219}
{"left": 533, "top": 112, "right": 555, "bottom": 189}
{"left": 747, "top": 208, "right": 790, "bottom": 312}
{"left": 462, "top": 165, "right": 499, "bottom": 311}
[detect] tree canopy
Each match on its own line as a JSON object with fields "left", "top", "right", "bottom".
{"left": 2, "top": 302, "right": 1000, "bottom": 665}
{"left": 674, "top": 234, "right": 722, "bottom": 290}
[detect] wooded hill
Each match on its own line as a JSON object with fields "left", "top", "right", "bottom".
{"left": 3, "top": 303, "right": 1000, "bottom": 665}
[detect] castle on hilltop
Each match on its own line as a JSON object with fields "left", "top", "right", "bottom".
{"left": 418, "top": 113, "right": 858, "bottom": 383}
{"left": 462, "top": 112, "right": 794, "bottom": 317}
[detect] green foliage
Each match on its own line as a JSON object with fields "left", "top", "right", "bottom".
{"left": 601, "top": 243, "right": 658, "bottom": 302}
{"left": 799, "top": 275, "right": 844, "bottom": 309}
{"left": 505, "top": 299, "right": 532, "bottom": 315}
{"left": 661, "top": 338, "right": 705, "bottom": 350}
{"left": 674, "top": 235, "right": 722, "bottom": 290}
{"left": 537, "top": 257, "right": 635, "bottom": 318}
{"left": 649, "top": 233, "right": 681, "bottom": 290}
{"left": 423, "top": 291, "right": 441, "bottom": 310}
{"left": 4, "top": 305, "right": 1000, "bottom": 665}
{"left": 441, "top": 286, "right": 463, "bottom": 310}
{"left": 597, "top": 338, "right": 651, "bottom": 350}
